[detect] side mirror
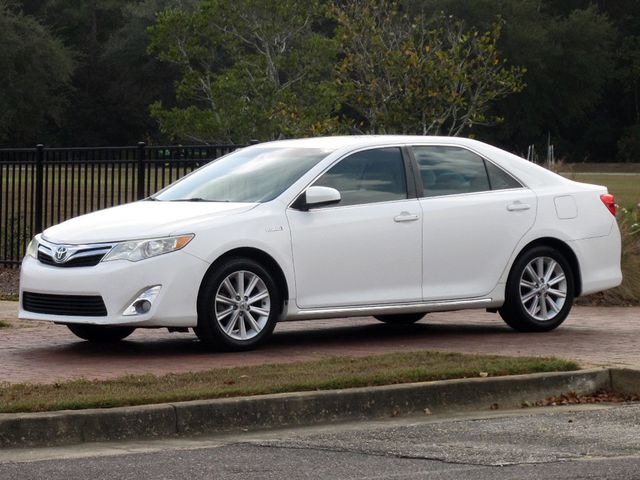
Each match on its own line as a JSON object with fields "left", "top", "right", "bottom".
{"left": 293, "top": 186, "right": 341, "bottom": 210}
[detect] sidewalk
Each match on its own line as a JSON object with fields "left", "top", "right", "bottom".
{"left": 1, "top": 301, "right": 639, "bottom": 384}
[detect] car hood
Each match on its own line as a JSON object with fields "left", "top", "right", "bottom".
{"left": 42, "top": 201, "right": 258, "bottom": 244}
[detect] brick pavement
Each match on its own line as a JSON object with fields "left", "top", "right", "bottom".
{"left": 0, "top": 301, "right": 638, "bottom": 384}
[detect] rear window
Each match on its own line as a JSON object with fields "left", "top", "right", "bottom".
{"left": 412, "top": 146, "right": 522, "bottom": 197}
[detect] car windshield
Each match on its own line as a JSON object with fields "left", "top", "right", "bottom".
{"left": 153, "top": 146, "right": 333, "bottom": 203}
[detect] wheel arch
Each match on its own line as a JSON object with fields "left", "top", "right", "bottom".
{"left": 198, "top": 247, "right": 290, "bottom": 314}
{"left": 512, "top": 237, "right": 582, "bottom": 297}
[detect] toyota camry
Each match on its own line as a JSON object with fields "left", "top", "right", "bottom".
{"left": 19, "top": 136, "right": 622, "bottom": 350}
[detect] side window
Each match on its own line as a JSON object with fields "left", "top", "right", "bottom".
{"left": 413, "top": 146, "right": 490, "bottom": 197}
{"left": 485, "top": 160, "right": 522, "bottom": 190}
{"left": 313, "top": 147, "right": 408, "bottom": 207}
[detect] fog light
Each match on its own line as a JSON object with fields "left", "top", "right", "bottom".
{"left": 123, "top": 286, "right": 161, "bottom": 316}
{"left": 134, "top": 299, "right": 152, "bottom": 314}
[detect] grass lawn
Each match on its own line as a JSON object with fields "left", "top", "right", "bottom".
{"left": 561, "top": 172, "right": 640, "bottom": 208}
{"left": 0, "top": 351, "right": 578, "bottom": 414}
{"left": 562, "top": 163, "right": 640, "bottom": 174}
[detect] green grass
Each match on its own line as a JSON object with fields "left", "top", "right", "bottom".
{"left": 563, "top": 163, "right": 640, "bottom": 174}
{"left": 0, "top": 351, "right": 578, "bottom": 414}
{"left": 561, "top": 172, "right": 640, "bottom": 208}
{"left": 0, "top": 320, "right": 9, "bottom": 328}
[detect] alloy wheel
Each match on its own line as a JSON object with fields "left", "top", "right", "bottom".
{"left": 519, "top": 256, "right": 568, "bottom": 321}
{"left": 214, "top": 270, "right": 271, "bottom": 341}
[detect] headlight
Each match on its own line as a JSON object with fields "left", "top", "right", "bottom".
{"left": 102, "top": 234, "right": 194, "bottom": 262}
{"left": 25, "top": 235, "right": 40, "bottom": 258}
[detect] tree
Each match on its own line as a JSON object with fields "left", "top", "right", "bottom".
{"left": 23, "top": 0, "right": 130, "bottom": 145}
{"left": 331, "top": 1, "right": 524, "bottom": 136}
{"left": 148, "top": 0, "right": 339, "bottom": 143}
{"left": 98, "top": 0, "right": 185, "bottom": 143}
{"left": 501, "top": 4, "right": 615, "bottom": 160}
{"left": 20, "top": 0, "right": 184, "bottom": 145}
{"left": 0, "top": 3, "right": 74, "bottom": 145}
{"left": 416, "top": 0, "right": 616, "bottom": 158}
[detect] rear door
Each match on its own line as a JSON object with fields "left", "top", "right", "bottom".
{"left": 412, "top": 145, "right": 536, "bottom": 301}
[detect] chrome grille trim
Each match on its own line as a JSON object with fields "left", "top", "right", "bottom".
{"left": 38, "top": 238, "right": 115, "bottom": 267}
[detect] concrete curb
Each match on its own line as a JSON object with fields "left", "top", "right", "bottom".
{"left": 0, "top": 368, "right": 633, "bottom": 449}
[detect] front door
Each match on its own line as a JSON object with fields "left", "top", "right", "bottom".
{"left": 286, "top": 147, "right": 423, "bottom": 309}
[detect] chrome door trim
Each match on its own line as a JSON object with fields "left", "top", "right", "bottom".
{"left": 284, "top": 298, "right": 494, "bottom": 320}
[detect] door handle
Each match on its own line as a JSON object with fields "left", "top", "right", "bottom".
{"left": 394, "top": 212, "right": 420, "bottom": 222}
{"left": 507, "top": 202, "right": 531, "bottom": 212}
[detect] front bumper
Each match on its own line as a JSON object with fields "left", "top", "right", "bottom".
{"left": 19, "top": 250, "right": 210, "bottom": 327}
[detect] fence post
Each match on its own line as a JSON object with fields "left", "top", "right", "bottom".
{"left": 34, "top": 144, "right": 44, "bottom": 233}
{"left": 136, "top": 141, "right": 146, "bottom": 200}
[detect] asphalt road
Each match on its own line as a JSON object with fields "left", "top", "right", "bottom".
{"left": 2, "top": 404, "right": 640, "bottom": 479}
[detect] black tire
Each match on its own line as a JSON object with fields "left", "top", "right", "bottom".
{"left": 67, "top": 324, "right": 135, "bottom": 342}
{"left": 499, "top": 246, "right": 575, "bottom": 332}
{"left": 195, "top": 257, "right": 280, "bottom": 351}
{"left": 374, "top": 313, "right": 426, "bottom": 325}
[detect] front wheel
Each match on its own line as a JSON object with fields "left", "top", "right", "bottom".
{"left": 195, "top": 257, "right": 280, "bottom": 351}
{"left": 67, "top": 324, "right": 135, "bottom": 342}
{"left": 499, "top": 246, "right": 575, "bottom": 332}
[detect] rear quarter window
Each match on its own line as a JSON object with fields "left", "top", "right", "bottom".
{"left": 485, "top": 160, "right": 523, "bottom": 190}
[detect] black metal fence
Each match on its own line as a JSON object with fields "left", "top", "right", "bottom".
{"left": 0, "top": 143, "right": 242, "bottom": 267}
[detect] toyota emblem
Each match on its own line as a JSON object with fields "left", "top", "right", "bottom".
{"left": 54, "top": 246, "right": 68, "bottom": 263}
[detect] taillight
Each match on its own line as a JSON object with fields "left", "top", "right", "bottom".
{"left": 600, "top": 193, "right": 616, "bottom": 216}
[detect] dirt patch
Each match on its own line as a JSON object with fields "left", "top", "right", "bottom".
{"left": 0, "top": 267, "right": 19, "bottom": 300}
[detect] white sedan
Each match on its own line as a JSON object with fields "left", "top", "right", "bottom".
{"left": 19, "top": 136, "right": 622, "bottom": 350}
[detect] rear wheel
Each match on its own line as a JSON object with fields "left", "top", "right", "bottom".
{"left": 67, "top": 324, "right": 135, "bottom": 342}
{"left": 374, "top": 313, "right": 426, "bottom": 325}
{"left": 499, "top": 246, "right": 574, "bottom": 332}
{"left": 196, "top": 257, "right": 280, "bottom": 351}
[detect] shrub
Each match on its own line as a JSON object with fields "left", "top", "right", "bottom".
{"left": 580, "top": 206, "right": 640, "bottom": 305}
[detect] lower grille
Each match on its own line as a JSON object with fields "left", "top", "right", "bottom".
{"left": 22, "top": 292, "right": 108, "bottom": 317}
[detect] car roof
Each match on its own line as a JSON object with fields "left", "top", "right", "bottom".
{"left": 253, "top": 135, "right": 485, "bottom": 150}
{"left": 251, "top": 135, "right": 568, "bottom": 189}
